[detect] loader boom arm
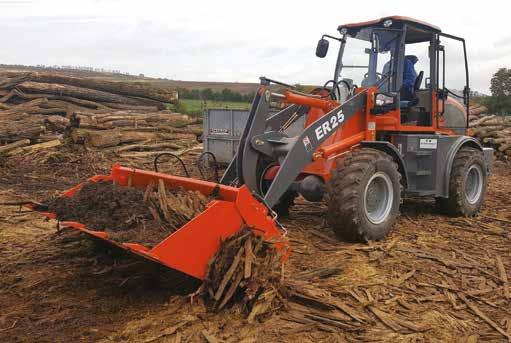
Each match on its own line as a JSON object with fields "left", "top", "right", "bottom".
{"left": 223, "top": 80, "right": 368, "bottom": 209}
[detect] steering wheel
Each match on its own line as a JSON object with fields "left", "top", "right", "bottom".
{"left": 414, "top": 71, "right": 424, "bottom": 92}
{"left": 322, "top": 80, "right": 339, "bottom": 99}
{"left": 322, "top": 80, "right": 351, "bottom": 102}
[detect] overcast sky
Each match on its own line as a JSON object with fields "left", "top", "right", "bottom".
{"left": 1, "top": 0, "right": 510, "bottom": 93}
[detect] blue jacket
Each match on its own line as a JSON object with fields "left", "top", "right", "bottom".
{"left": 402, "top": 58, "right": 417, "bottom": 93}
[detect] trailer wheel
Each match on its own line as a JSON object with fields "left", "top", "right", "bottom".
{"left": 436, "top": 147, "right": 488, "bottom": 216}
{"left": 326, "top": 148, "right": 402, "bottom": 242}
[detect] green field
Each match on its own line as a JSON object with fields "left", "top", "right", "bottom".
{"left": 176, "top": 99, "right": 251, "bottom": 116}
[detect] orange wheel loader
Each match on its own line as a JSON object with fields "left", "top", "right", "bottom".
{"left": 31, "top": 16, "right": 492, "bottom": 280}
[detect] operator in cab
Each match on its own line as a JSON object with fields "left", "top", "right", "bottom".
{"left": 381, "top": 55, "right": 418, "bottom": 100}
{"left": 401, "top": 55, "right": 418, "bottom": 100}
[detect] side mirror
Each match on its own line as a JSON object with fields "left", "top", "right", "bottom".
{"left": 316, "top": 38, "right": 329, "bottom": 58}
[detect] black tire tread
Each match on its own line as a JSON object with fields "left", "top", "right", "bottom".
{"left": 326, "top": 148, "right": 402, "bottom": 242}
{"left": 436, "top": 146, "right": 487, "bottom": 216}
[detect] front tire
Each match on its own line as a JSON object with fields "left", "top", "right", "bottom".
{"left": 436, "top": 146, "right": 488, "bottom": 216}
{"left": 326, "top": 148, "right": 402, "bottom": 242}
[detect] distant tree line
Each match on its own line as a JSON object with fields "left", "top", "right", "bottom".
{"left": 177, "top": 87, "right": 255, "bottom": 103}
{"left": 0, "top": 63, "right": 128, "bottom": 75}
{"left": 477, "top": 68, "right": 511, "bottom": 115}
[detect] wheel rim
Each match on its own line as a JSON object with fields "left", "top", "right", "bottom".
{"left": 364, "top": 172, "right": 394, "bottom": 225}
{"left": 465, "top": 164, "right": 483, "bottom": 205}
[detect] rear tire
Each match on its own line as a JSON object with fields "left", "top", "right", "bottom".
{"left": 436, "top": 146, "right": 488, "bottom": 216}
{"left": 326, "top": 148, "right": 402, "bottom": 242}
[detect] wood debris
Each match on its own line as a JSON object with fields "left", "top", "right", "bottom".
{"left": 200, "top": 227, "right": 286, "bottom": 318}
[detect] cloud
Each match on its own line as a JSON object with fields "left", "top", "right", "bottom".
{"left": 0, "top": 0, "right": 509, "bottom": 93}
{"left": 494, "top": 36, "right": 511, "bottom": 48}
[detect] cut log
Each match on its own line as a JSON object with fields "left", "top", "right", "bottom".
{"left": 37, "top": 134, "right": 62, "bottom": 142}
{"left": 498, "top": 143, "right": 511, "bottom": 152}
{"left": 37, "top": 108, "right": 69, "bottom": 116}
{"left": 469, "top": 115, "right": 496, "bottom": 127}
{"left": 0, "top": 73, "right": 31, "bottom": 89}
{"left": 81, "top": 129, "right": 173, "bottom": 148}
{"left": 70, "top": 128, "right": 92, "bottom": 144}
{"left": 0, "top": 90, "right": 15, "bottom": 103}
{"left": 0, "top": 139, "right": 31, "bottom": 154}
{"left": 85, "top": 129, "right": 122, "bottom": 148}
{"left": 75, "top": 116, "right": 195, "bottom": 132}
{"left": 17, "top": 81, "right": 162, "bottom": 107}
{"left": 100, "top": 102, "right": 159, "bottom": 111}
{"left": 44, "top": 115, "right": 70, "bottom": 131}
{"left": 115, "top": 142, "right": 182, "bottom": 152}
{"left": 12, "top": 88, "right": 105, "bottom": 109}
{"left": 469, "top": 105, "right": 488, "bottom": 116}
{"left": 0, "top": 121, "right": 45, "bottom": 143}
{"left": 1, "top": 97, "right": 48, "bottom": 113}
{"left": 6, "top": 139, "right": 61, "bottom": 156}
{"left": 0, "top": 71, "right": 178, "bottom": 103}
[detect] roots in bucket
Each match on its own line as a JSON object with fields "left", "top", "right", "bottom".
{"left": 199, "top": 226, "right": 287, "bottom": 322}
{"left": 44, "top": 179, "right": 208, "bottom": 247}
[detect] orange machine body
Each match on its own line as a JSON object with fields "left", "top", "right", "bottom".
{"left": 277, "top": 86, "right": 460, "bottom": 182}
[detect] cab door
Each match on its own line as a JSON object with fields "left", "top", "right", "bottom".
{"left": 434, "top": 33, "right": 470, "bottom": 134}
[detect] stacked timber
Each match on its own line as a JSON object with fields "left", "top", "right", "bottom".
{"left": 70, "top": 111, "right": 202, "bottom": 155}
{"left": 467, "top": 105, "right": 511, "bottom": 160}
{"left": 0, "top": 71, "right": 202, "bottom": 159}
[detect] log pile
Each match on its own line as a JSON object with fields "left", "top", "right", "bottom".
{"left": 70, "top": 111, "right": 201, "bottom": 152}
{"left": 467, "top": 105, "right": 511, "bottom": 160}
{"left": 0, "top": 71, "right": 202, "bottom": 161}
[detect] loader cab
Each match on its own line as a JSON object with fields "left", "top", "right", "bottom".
{"left": 318, "top": 16, "right": 470, "bottom": 134}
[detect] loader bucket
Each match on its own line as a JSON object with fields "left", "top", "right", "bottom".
{"left": 29, "top": 164, "right": 287, "bottom": 280}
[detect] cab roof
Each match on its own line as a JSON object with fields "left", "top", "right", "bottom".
{"left": 338, "top": 16, "right": 441, "bottom": 43}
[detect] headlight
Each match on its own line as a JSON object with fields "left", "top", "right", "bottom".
{"left": 339, "top": 27, "right": 348, "bottom": 35}
{"left": 383, "top": 19, "right": 393, "bottom": 27}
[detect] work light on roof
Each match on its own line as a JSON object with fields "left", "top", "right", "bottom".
{"left": 383, "top": 19, "right": 393, "bottom": 27}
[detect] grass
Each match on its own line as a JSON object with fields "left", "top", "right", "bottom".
{"left": 175, "top": 99, "right": 251, "bottom": 116}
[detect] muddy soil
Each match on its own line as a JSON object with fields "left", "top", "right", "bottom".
{"left": 1, "top": 149, "right": 510, "bottom": 342}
